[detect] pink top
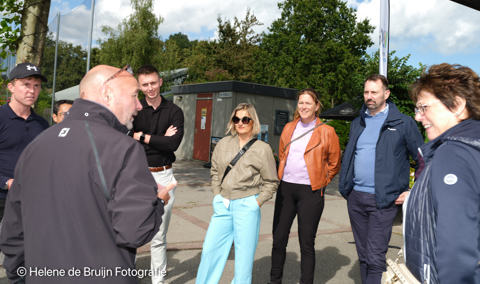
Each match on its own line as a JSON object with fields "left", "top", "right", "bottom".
{"left": 281, "top": 119, "right": 316, "bottom": 185}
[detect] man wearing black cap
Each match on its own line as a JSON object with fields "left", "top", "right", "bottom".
{"left": 0, "top": 62, "right": 49, "bottom": 220}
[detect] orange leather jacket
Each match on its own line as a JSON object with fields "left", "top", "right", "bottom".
{"left": 278, "top": 117, "right": 341, "bottom": 192}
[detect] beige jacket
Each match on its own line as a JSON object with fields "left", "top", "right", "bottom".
{"left": 211, "top": 135, "right": 279, "bottom": 205}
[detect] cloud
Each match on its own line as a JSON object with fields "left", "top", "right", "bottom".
{"left": 47, "top": 0, "right": 480, "bottom": 58}
{"left": 353, "top": 0, "right": 480, "bottom": 55}
{"left": 47, "top": 0, "right": 131, "bottom": 48}
{"left": 47, "top": 0, "right": 281, "bottom": 47}
{"left": 153, "top": 0, "right": 281, "bottom": 40}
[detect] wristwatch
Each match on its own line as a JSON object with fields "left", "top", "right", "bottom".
{"left": 157, "top": 197, "right": 165, "bottom": 205}
{"left": 140, "top": 133, "right": 145, "bottom": 142}
{"left": 3, "top": 181, "right": 8, "bottom": 190}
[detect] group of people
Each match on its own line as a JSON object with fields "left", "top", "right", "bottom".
{"left": 197, "top": 65, "right": 480, "bottom": 284}
{"left": 0, "top": 61, "right": 479, "bottom": 284}
{"left": 0, "top": 63, "right": 183, "bottom": 284}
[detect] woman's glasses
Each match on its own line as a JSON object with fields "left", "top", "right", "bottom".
{"left": 414, "top": 100, "right": 440, "bottom": 115}
{"left": 232, "top": 116, "right": 252, "bottom": 124}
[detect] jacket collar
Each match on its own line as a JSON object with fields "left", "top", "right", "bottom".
{"left": 419, "top": 119, "right": 480, "bottom": 163}
{"left": 360, "top": 99, "right": 402, "bottom": 126}
{"left": 66, "top": 98, "right": 129, "bottom": 134}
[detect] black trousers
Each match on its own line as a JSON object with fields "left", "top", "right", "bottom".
{"left": 270, "top": 181, "right": 325, "bottom": 284}
{"left": 347, "top": 189, "right": 398, "bottom": 284}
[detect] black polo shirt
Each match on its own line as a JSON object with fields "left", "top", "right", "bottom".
{"left": 0, "top": 103, "right": 49, "bottom": 199}
{"left": 131, "top": 96, "right": 184, "bottom": 167}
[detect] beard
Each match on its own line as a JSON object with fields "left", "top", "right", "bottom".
{"left": 126, "top": 120, "right": 134, "bottom": 130}
{"left": 366, "top": 99, "right": 380, "bottom": 110}
{"left": 126, "top": 110, "right": 138, "bottom": 130}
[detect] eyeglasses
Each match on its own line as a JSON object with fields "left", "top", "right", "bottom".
{"left": 58, "top": 112, "right": 68, "bottom": 117}
{"left": 102, "top": 64, "right": 134, "bottom": 86}
{"left": 232, "top": 116, "right": 252, "bottom": 124}
{"left": 414, "top": 100, "right": 440, "bottom": 115}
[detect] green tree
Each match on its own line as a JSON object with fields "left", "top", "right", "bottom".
{"left": 183, "top": 40, "right": 225, "bottom": 82}
{"left": 0, "top": 0, "right": 23, "bottom": 59}
{"left": 167, "top": 32, "right": 198, "bottom": 65}
{"left": 254, "top": 0, "right": 374, "bottom": 109}
{"left": 34, "top": 89, "right": 52, "bottom": 118}
{"left": 98, "top": 0, "right": 177, "bottom": 71}
{"left": 185, "top": 8, "right": 263, "bottom": 82}
{"left": 41, "top": 34, "right": 88, "bottom": 91}
{"left": 167, "top": 32, "right": 197, "bottom": 50}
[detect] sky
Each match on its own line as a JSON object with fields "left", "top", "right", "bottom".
{"left": 43, "top": 0, "right": 480, "bottom": 74}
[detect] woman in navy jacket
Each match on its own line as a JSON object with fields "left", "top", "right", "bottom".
{"left": 404, "top": 63, "right": 480, "bottom": 283}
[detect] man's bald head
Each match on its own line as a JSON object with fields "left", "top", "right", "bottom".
{"left": 79, "top": 65, "right": 142, "bottom": 129}
{"left": 80, "top": 65, "right": 123, "bottom": 101}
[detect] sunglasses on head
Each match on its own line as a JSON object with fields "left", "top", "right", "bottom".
{"left": 232, "top": 116, "right": 252, "bottom": 124}
{"left": 102, "top": 64, "right": 134, "bottom": 86}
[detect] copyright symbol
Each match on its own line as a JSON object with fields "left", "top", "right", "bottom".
{"left": 17, "top": 267, "right": 27, "bottom": 277}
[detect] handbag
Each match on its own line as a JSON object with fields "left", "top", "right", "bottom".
{"left": 382, "top": 247, "right": 421, "bottom": 284}
{"left": 221, "top": 138, "right": 257, "bottom": 184}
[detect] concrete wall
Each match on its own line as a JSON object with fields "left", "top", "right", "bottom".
{"left": 174, "top": 92, "right": 297, "bottom": 160}
{"left": 211, "top": 92, "right": 234, "bottom": 138}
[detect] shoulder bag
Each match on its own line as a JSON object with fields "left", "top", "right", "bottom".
{"left": 221, "top": 138, "right": 258, "bottom": 185}
{"left": 283, "top": 123, "right": 323, "bottom": 153}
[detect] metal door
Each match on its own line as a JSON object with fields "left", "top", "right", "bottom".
{"left": 193, "top": 94, "right": 213, "bottom": 161}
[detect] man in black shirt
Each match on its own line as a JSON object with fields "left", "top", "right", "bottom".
{"left": 0, "top": 62, "right": 49, "bottom": 218}
{"left": 131, "top": 65, "right": 184, "bottom": 284}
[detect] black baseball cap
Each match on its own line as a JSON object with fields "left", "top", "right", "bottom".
{"left": 9, "top": 62, "right": 48, "bottom": 82}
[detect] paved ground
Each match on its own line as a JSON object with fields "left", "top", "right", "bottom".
{"left": 0, "top": 159, "right": 405, "bottom": 283}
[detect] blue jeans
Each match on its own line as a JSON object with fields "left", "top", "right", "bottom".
{"left": 347, "top": 189, "right": 398, "bottom": 284}
{"left": 196, "top": 194, "right": 261, "bottom": 284}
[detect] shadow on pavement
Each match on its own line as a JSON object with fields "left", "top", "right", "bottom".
{"left": 253, "top": 246, "right": 351, "bottom": 284}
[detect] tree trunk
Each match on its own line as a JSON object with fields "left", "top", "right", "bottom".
{"left": 16, "top": 0, "right": 51, "bottom": 66}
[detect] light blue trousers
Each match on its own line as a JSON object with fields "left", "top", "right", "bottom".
{"left": 196, "top": 194, "right": 261, "bottom": 284}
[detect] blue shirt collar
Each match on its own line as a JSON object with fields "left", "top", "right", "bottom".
{"left": 365, "top": 103, "right": 389, "bottom": 118}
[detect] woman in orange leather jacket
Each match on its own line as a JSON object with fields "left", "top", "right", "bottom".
{"left": 269, "top": 88, "right": 341, "bottom": 284}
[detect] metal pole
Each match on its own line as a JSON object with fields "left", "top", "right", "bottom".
{"left": 387, "top": 0, "right": 390, "bottom": 78}
{"left": 379, "top": 0, "right": 390, "bottom": 77}
{"left": 86, "top": 0, "right": 96, "bottom": 72}
{"left": 50, "top": 13, "right": 60, "bottom": 125}
{"left": 6, "top": 55, "right": 11, "bottom": 102}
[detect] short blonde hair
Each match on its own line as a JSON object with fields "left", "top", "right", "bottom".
{"left": 226, "top": 103, "right": 261, "bottom": 136}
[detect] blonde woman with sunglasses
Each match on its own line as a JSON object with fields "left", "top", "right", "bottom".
{"left": 196, "top": 103, "right": 279, "bottom": 284}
